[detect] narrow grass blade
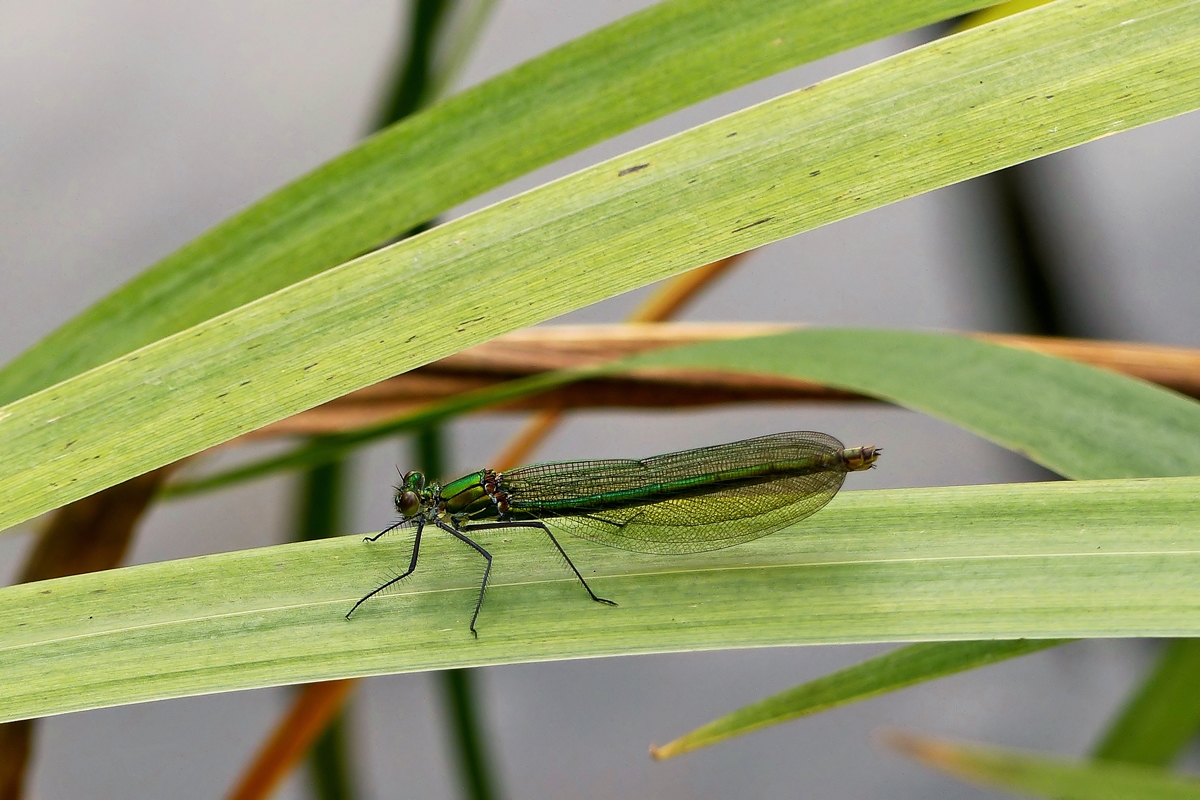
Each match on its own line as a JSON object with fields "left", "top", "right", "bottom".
{"left": 2, "top": 0, "right": 1197, "bottom": 534}
{"left": 2, "top": 477, "right": 1199, "bottom": 723}
{"left": 886, "top": 731, "right": 1200, "bottom": 799}
{"left": 173, "top": 327, "right": 1200, "bottom": 498}
{"left": 1093, "top": 639, "right": 1200, "bottom": 766}
{"left": 630, "top": 329, "right": 1200, "bottom": 480}
{"left": 0, "top": 0, "right": 992, "bottom": 406}
{"left": 650, "top": 639, "right": 1064, "bottom": 759}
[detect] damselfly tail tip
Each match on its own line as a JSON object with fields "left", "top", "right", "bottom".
{"left": 842, "top": 445, "right": 881, "bottom": 471}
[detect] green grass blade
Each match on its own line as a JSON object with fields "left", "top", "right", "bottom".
{"left": 2, "top": 477, "right": 1199, "bottom": 723}
{"left": 2, "top": 0, "right": 1197, "bottom": 535}
{"left": 650, "top": 639, "right": 1065, "bottom": 759}
{"left": 0, "top": 0, "right": 991, "bottom": 406}
{"left": 372, "top": 0, "right": 458, "bottom": 131}
{"left": 887, "top": 731, "right": 1200, "bottom": 799}
{"left": 628, "top": 329, "right": 1200, "bottom": 481}
{"left": 1092, "top": 639, "right": 1200, "bottom": 766}
{"left": 424, "top": 0, "right": 499, "bottom": 106}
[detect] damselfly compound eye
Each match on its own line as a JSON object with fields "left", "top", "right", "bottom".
{"left": 398, "top": 490, "right": 421, "bottom": 517}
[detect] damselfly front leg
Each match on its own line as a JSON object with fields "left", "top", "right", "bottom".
{"left": 346, "top": 520, "right": 425, "bottom": 619}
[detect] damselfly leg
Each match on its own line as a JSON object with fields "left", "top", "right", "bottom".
{"left": 346, "top": 520, "right": 425, "bottom": 619}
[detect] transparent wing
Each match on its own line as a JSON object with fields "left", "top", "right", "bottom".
{"left": 551, "top": 470, "right": 846, "bottom": 554}
{"left": 501, "top": 432, "right": 849, "bottom": 554}
{"left": 501, "top": 431, "right": 845, "bottom": 500}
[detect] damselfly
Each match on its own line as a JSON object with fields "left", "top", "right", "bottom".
{"left": 347, "top": 431, "right": 879, "bottom": 636}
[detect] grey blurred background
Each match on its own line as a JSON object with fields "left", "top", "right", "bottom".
{"left": 1, "top": 1, "right": 1198, "bottom": 798}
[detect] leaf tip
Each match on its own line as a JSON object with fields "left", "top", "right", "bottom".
{"left": 648, "top": 741, "right": 674, "bottom": 761}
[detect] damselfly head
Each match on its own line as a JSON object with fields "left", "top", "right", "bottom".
{"left": 395, "top": 470, "right": 432, "bottom": 518}
{"left": 841, "top": 445, "right": 880, "bottom": 471}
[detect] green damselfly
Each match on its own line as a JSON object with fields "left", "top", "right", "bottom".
{"left": 347, "top": 431, "right": 879, "bottom": 636}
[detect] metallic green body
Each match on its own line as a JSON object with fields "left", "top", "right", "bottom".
{"left": 439, "top": 471, "right": 490, "bottom": 515}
